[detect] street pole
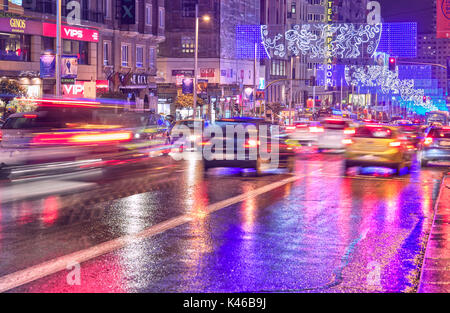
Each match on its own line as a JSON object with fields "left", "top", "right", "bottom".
{"left": 312, "top": 66, "right": 316, "bottom": 116}
{"left": 254, "top": 43, "right": 257, "bottom": 118}
{"left": 56, "top": 0, "right": 62, "bottom": 97}
{"left": 340, "top": 77, "right": 343, "bottom": 112}
{"left": 289, "top": 56, "right": 293, "bottom": 125}
{"left": 193, "top": 4, "right": 199, "bottom": 119}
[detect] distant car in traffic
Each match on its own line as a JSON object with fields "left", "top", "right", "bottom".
{"left": 419, "top": 126, "right": 450, "bottom": 167}
{"left": 343, "top": 125, "right": 414, "bottom": 175}
{"left": 0, "top": 104, "right": 170, "bottom": 180}
{"left": 169, "top": 119, "right": 209, "bottom": 150}
{"left": 396, "top": 123, "right": 423, "bottom": 149}
{"left": 316, "top": 118, "right": 355, "bottom": 152}
{"left": 285, "top": 121, "right": 322, "bottom": 147}
{"left": 201, "top": 118, "right": 295, "bottom": 176}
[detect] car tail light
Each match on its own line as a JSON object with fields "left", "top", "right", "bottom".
{"left": 199, "top": 141, "right": 211, "bottom": 146}
{"left": 32, "top": 131, "right": 133, "bottom": 145}
{"left": 295, "top": 124, "right": 307, "bottom": 128}
{"left": 424, "top": 137, "right": 433, "bottom": 145}
{"left": 71, "top": 132, "right": 133, "bottom": 144}
{"left": 309, "top": 126, "right": 324, "bottom": 133}
{"left": 244, "top": 139, "right": 260, "bottom": 148}
{"left": 23, "top": 114, "right": 37, "bottom": 119}
{"left": 389, "top": 141, "right": 402, "bottom": 147}
{"left": 342, "top": 138, "right": 353, "bottom": 145}
{"left": 343, "top": 128, "right": 356, "bottom": 135}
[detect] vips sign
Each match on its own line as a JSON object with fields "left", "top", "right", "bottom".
{"left": 437, "top": 0, "right": 450, "bottom": 38}
{"left": 43, "top": 23, "right": 99, "bottom": 42}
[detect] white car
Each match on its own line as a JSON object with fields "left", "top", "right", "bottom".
{"left": 286, "top": 121, "right": 322, "bottom": 146}
{"left": 317, "top": 118, "right": 355, "bottom": 152}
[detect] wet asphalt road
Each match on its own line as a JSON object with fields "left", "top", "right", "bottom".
{"left": 0, "top": 151, "right": 447, "bottom": 293}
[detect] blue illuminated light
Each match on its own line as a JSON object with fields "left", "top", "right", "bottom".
{"left": 376, "top": 23, "right": 417, "bottom": 58}
{"left": 236, "top": 25, "right": 268, "bottom": 60}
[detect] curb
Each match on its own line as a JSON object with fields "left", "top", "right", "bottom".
{"left": 417, "top": 172, "right": 449, "bottom": 293}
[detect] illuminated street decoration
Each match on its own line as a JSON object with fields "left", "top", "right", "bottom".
{"left": 376, "top": 23, "right": 417, "bottom": 58}
{"left": 261, "top": 23, "right": 382, "bottom": 59}
{"left": 345, "top": 65, "right": 438, "bottom": 110}
{"left": 260, "top": 25, "right": 285, "bottom": 58}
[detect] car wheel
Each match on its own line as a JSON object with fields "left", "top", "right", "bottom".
{"left": 342, "top": 161, "right": 349, "bottom": 176}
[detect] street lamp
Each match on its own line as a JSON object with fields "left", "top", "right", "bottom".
{"left": 193, "top": 4, "right": 210, "bottom": 119}
{"left": 56, "top": 0, "right": 62, "bottom": 97}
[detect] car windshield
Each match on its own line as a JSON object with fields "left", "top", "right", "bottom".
{"left": 322, "top": 120, "right": 349, "bottom": 129}
{"left": 428, "top": 128, "right": 450, "bottom": 139}
{"left": 354, "top": 126, "right": 394, "bottom": 139}
{"left": 175, "top": 120, "right": 204, "bottom": 129}
{"left": 2, "top": 116, "right": 63, "bottom": 129}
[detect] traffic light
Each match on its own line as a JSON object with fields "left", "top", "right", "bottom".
{"left": 423, "top": 96, "right": 427, "bottom": 103}
{"left": 388, "top": 57, "right": 397, "bottom": 72}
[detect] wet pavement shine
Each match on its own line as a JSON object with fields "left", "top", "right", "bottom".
{"left": 0, "top": 153, "right": 447, "bottom": 293}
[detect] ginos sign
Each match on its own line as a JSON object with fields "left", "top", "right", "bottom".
{"left": 10, "top": 18, "right": 26, "bottom": 29}
{"left": 43, "top": 23, "right": 99, "bottom": 42}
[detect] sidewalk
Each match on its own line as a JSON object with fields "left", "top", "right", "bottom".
{"left": 418, "top": 174, "right": 450, "bottom": 293}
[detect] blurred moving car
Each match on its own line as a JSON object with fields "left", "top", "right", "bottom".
{"left": 343, "top": 125, "right": 414, "bottom": 175}
{"left": 317, "top": 118, "right": 355, "bottom": 152}
{"left": 419, "top": 126, "right": 450, "bottom": 167}
{"left": 169, "top": 119, "right": 208, "bottom": 150}
{"left": 285, "top": 121, "right": 322, "bottom": 147}
{"left": 396, "top": 122, "right": 422, "bottom": 149}
{"left": 0, "top": 103, "right": 170, "bottom": 180}
{"left": 201, "top": 117, "right": 295, "bottom": 176}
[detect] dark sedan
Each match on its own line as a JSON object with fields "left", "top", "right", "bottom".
{"left": 201, "top": 118, "right": 295, "bottom": 176}
{"left": 419, "top": 126, "right": 450, "bottom": 167}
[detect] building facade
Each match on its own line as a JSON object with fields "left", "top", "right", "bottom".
{"left": 157, "top": 0, "right": 260, "bottom": 119}
{"left": 0, "top": 0, "right": 165, "bottom": 112}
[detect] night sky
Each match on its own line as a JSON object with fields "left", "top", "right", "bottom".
{"left": 378, "top": 0, "right": 435, "bottom": 33}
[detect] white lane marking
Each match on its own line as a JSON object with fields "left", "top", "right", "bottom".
{"left": 0, "top": 180, "right": 97, "bottom": 203}
{"left": 0, "top": 174, "right": 306, "bottom": 293}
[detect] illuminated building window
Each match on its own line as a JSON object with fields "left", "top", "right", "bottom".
{"left": 146, "top": 4, "right": 152, "bottom": 26}
{"left": 181, "top": 36, "right": 194, "bottom": 54}
{"left": 63, "top": 39, "right": 88, "bottom": 65}
{"left": 0, "top": 33, "right": 30, "bottom": 62}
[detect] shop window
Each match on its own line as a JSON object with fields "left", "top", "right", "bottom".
{"left": 0, "top": 33, "right": 31, "bottom": 62}
{"left": 41, "top": 37, "right": 54, "bottom": 53}
{"left": 63, "top": 40, "right": 89, "bottom": 65}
